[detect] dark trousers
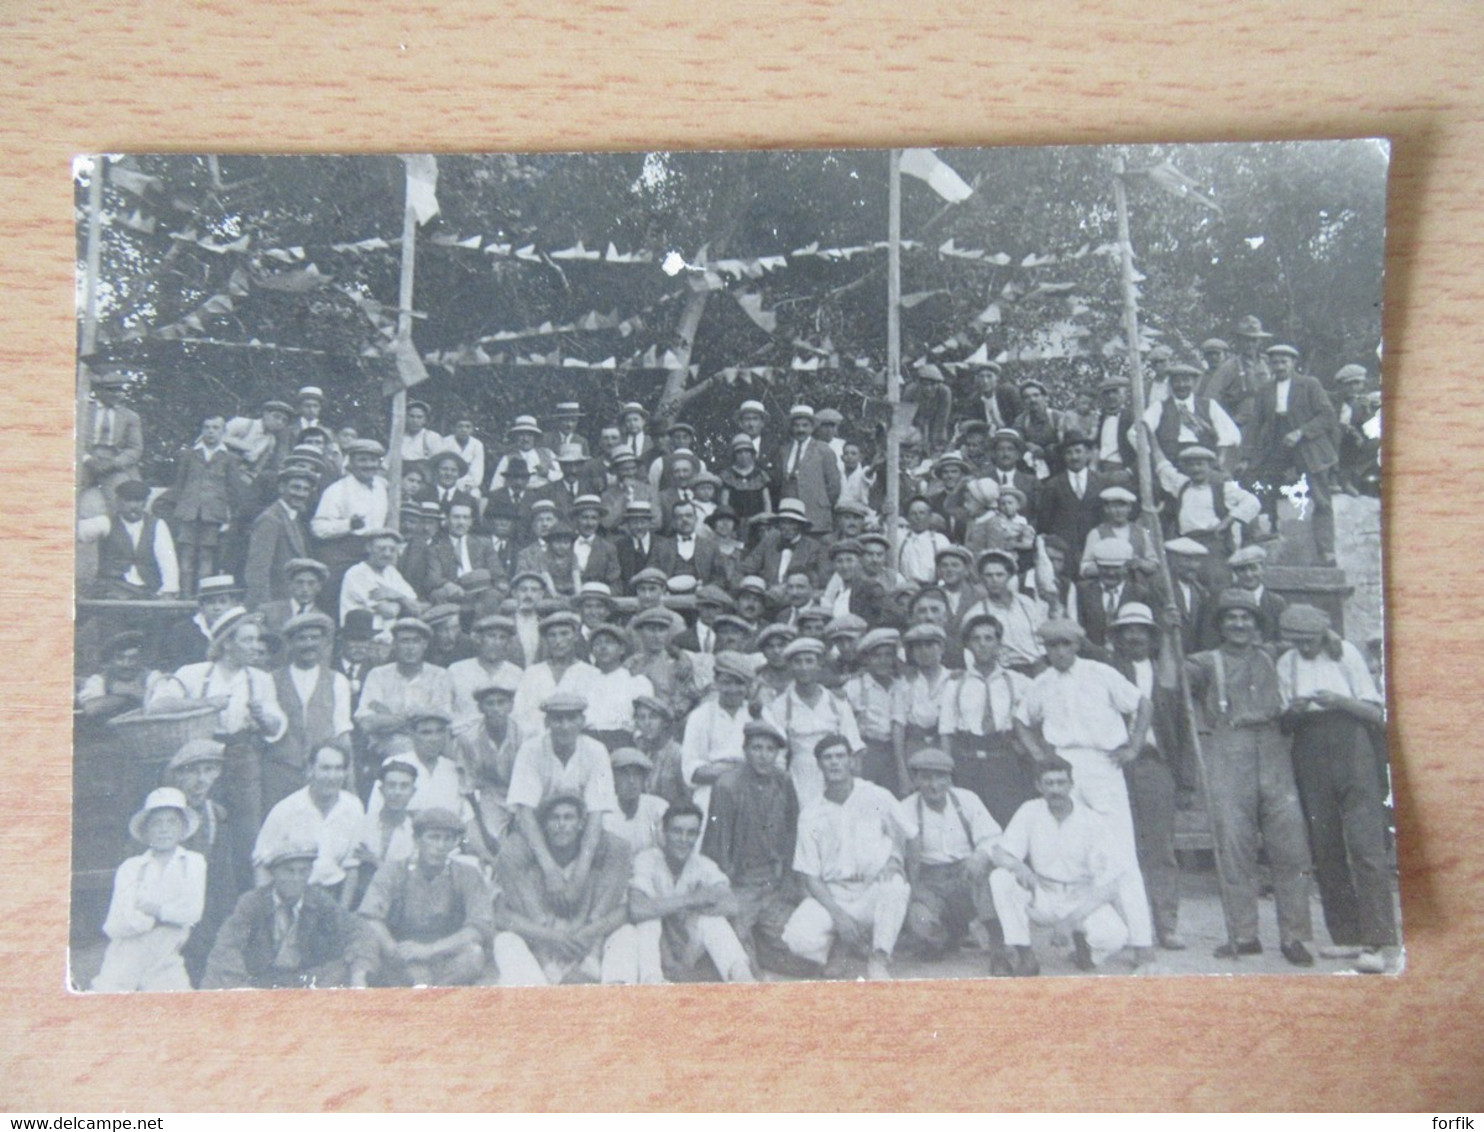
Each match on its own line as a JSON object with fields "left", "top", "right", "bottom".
{"left": 731, "top": 877, "right": 814, "bottom": 977}
{"left": 1289, "top": 712, "right": 1397, "bottom": 948}
{"left": 858, "top": 737, "right": 899, "bottom": 795}
{"left": 1125, "top": 750, "right": 1180, "bottom": 940}
{"left": 220, "top": 732, "right": 264, "bottom": 894}
{"left": 954, "top": 735, "right": 1038, "bottom": 829}
{"left": 904, "top": 860, "right": 998, "bottom": 952}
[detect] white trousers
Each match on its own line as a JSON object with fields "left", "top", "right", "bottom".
{"left": 493, "top": 925, "right": 639, "bottom": 986}
{"left": 781, "top": 875, "right": 911, "bottom": 965}
{"left": 91, "top": 926, "right": 193, "bottom": 993}
{"left": 636, "top": 916, "right": 753, "bottom": 983}
{"left": 1057, "top": 745, "right": 1154, "bottom": 947}
{"left": 989, "top": 867, "right": 1133, "bottom": 965}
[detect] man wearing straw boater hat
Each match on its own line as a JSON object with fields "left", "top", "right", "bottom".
{"left": 311, "top": 436, "right": 391, "bottom": 603}
{"left": 91, "top": 786, "right": 206, "bottom": 992}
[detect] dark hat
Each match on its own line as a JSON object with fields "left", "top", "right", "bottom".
{"left": 1059, "top": 431, "right": 1093, "bottom": 451}
{"left": 114, "top": 479, "right": 151, "bottom": 502}
{"left": 341, "top": 609, "right": 376, "bottom": 641}
{"left": 102, "top": 629, "right": 147, "bottom": 659}
{"left": 1234, "top": 315, "right": 1274, "bottom": 339}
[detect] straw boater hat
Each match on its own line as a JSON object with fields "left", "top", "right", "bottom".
{"left": 128, "top": 786, "right": 199, "bottom": 843}
{"left": 1109, "top": 602, "right": 1158, "bottom": 631}
{"left": 507, "top": 415, "right": 542, "bottom": 436}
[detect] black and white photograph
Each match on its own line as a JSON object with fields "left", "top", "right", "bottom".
{"left": 70, "top": 140, "right": 1396, "bottom": 992}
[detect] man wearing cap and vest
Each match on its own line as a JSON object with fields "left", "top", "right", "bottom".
{"left": 1093, "top": 376, "right": 1139, "bottom": 475}
{"left": 264, "top": 610, "right": 354, "bottom": 808}
{"left": 353, "top": 807, "right": 493, "bottom": 987}
{"left": 782, "top": 733, "right": 911, "bottom": 981}
{"left": 1186, "top": 589, "right": 1315, "bottom": 965}
{"left": 1012, "top": 618, "right": 1158, "bottom": 958}
{"left": 1151, "top": 443, "right": 1261, "bottom": 585}
{"left": 244, "top": 466, "right": 316, "bottom": 609}
{"left": 78, "top": 478, "right": 181, "bottom": 601}
{"left": 896, "top": 747, "right": 1004, "bottom": 964}
{"left": 202, "top": 839, "right": 365, "bottom": 990}
{"left": 1276, "top": 604, "right": 1394, "bottom": 973}
{"left": 762, "top": 636, "right": 864, "bottom": 807}
{"left": 311, "top": 438, "right": 391, "bottom": 599}
{"left": 1144, "top": 363, "right": 1244, "bottom": 474}
{"left": 1249, "top": 343, "right": 1341, "bottom": 564}
{"left": 774, "top": 406, "right": 841, "bottom": 534}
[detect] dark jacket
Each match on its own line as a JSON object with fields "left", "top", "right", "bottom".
{"left": 1250, "top": 374, "right": 1339, "bottom": 473}
{"left": 244, "top": 499, "right": 311, "bottom": 609}
{"left": 200, "top": 883, "right": 363, "bottom": 989}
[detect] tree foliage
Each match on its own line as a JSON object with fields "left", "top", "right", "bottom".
{"left": 77, "top": 141, "right": 1387, "bottom": 477}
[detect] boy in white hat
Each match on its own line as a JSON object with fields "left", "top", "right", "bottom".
{"left": 91, "top": 788, "right": 207, "bottom": 992}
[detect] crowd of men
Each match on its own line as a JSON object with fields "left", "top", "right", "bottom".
{"left": 75, "top": 314, "right": 1395, "bottom": 991}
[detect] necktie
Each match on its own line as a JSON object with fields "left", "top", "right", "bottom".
{"left": 788, "top": 443, "right": 802, "bottom": 478}
{"left": 1072, "top": 472, "right": 1084, "bottom": 499}
{"left": 980, "top": 671, "right": 998, "bottom": 733}
{"left": 679, "top": 488, "right": 691, "bottom": 502}
{"left": 1105, "top": 588, "right": 1118, "bottom": 617}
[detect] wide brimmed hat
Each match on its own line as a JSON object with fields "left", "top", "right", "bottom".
{"left": 1109, "top": 602, "right": 1157, "bottom": 630}
{"left": 1233, "top": 315, "right": 1274, "bottom": 339}
{"left": 128, "top": 786, "right": 199, "bottom": 843}
{"left": 507, "top": 415, "right": 542, "bottom": 436}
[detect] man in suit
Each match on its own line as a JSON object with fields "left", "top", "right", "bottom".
{"left": 614, "top": 499, "right": 660, "bottom": 587}
{"left": 1164, "top": 538, "right": 1216, "bottom": 654}
{"left": 1247, "top": 343, "right": 1341, "bottom": 565}
{"left": 1223, "top": 544, "right": 1288, "bottom": 648}
{"left": 80, "top": 369, "right": 145, "bottom": 504}
{"left": 200, "top": 840, "right": 365, "bottom": 989}
{"left": 618, "top": 401, "right": 658, "bottom": 466}
{"left": 570, "top": 494, "right": 622, "bottom": 592}
{"left": 652, "top": 498, "right": 728, "bottom": 587}
{"left": 654, "top": 449, "right": 705, "bottom": 535}
{"left": 820, "top": 538, "right": 889, "bottom": 624}
{"left": 1036, "top": 433, "right": 1121, "bottom": 560}
{"left": 484, "top": 459, "right": 538, "bottom": 547}
{"left": 985, "top": 429, "right": 1041, "bottom": 525}
{"left": 741, "top": 499, "right": 828, "bottom": 591}
{"left": 425, "top": 499, "right": 498, "bottom": 596}
{"left": 774, "top": 406, "right": 840, "bottom": 535}
{"left": 968, "top": 362, "right": 1024, "bottom": 433}
{"left": 258, "top": 559, "right": 331, "bottom": 635}
{"left": 599, "top": 450, "right": 653, "bottom": 534}
{"left": 540, "top": 444, "right": 606, "bottom": 519}
{"left": 425, "top": 452, "right": 478, "bottom": 516}
{"left": 1073, "top": 540, "right": 1155, "bottom": 652}
{"left": 244, "top": 467, "right": 317, "bottom": 609}
{"left": 540, "top": 401, "right": 589, "bottom": 459}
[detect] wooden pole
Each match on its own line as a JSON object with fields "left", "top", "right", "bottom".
{"left": 1113, "top": 156, "right": 1242, "bottom": 957}
{"left": 78, "top": 156, "right": 105, "bottom": 474}
{"left": 385, "top": 191, "right": 418, "bottom": 533}
{"left": 885, "top": 149, "right": 902, "bottom": 559}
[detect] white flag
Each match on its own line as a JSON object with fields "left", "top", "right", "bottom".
{"left": 401, "top": 155, "right": 440, "bottom": 225}
{"left": 899, "top": 149, "right": 973, "bottom": 203}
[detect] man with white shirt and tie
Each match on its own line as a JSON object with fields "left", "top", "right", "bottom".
{"left": 570, "top": 495, "right": 621, "bottom": 591}
{"left": 653, "top": 499, "right": 725, "bottom": 586}
{"left": 1036, "top": 434, "right": 1120, "bottom": 560}
{"left": 425, "top": 500, "right": 496, "bottom": 596}
{"left": 79, "top": 478, "right": 180, "bottom": 600}
{"left": 774, "top": 406, "right": 841, "bottom": 534}
{"left": 1144, "top": 363, "right": 1243, "bottom": 474}
{"left": 426, "top": 451, "right": 476, "bottom": 515}
{"left": 986, "top": 429, "right": 1040, "bottom": 521}
{"left": 614, "top": 499, "right": 659, "bottom": 585}
{"left": 442, "top": 416, "right": 486, "bottom": 500}
{"left": 618, "top": 401, "right": 656, "bottom": 465}
{"left": 244, "top": 467, "right": 317, "bottom": 610}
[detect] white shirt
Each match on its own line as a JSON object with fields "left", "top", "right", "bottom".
{"left": 1153, "top": 458, "right": 1261, "bottom": 534}
{"left": 674, "top": 534, "right": 696, "bottom": 562}
{"left": 505, "top": 733, "right": 619, "bottom": 815}
{"left": 961, "top": 593, "right": 1049, "bottom": 669}
{"left": 510, "top": 660, "right": 604, "bottom": 739}
{"left": 997, "top": 797, "right": 1119, "bottom": 886}
{"left": 358, "top": 809, "right": 417, "bottom": 869}
{"left": 573, "top": 536, "right": 594, "bottom": 572}
{"left": 585, "top": 667, "right": 655, "bottom": 731}
{"left": 102, "top": 846, "right": 206, "bottom": 939}
{"left": 898, "top": 529, "right": 951, "bottom": 585}
{"left": 939, "top": 662, "right": 1029, "bottom": 737}
{"left": 1274, "top": 377, "right": 1293, "bottom": 415}
{"left": 1276, "top": 641, "right": 1384, "bottom": 710}
{"left": 1014, "top": 658, "right": 1143, "bottom": 753}
{"left": 366, "top": 750, "right": 468, "bottom": 820}
{"left": 156, "top": 663, "right": 287, "bottom": 741}
{"left": 763, "top": 684, "right": 863, "bottom": 806}
{"left": 311, "top": 475, "right": 389, "bottom": 541}
{"left": 681, "top": 697, "right": 751, "bottom": 788}
{"left": 1067, "top": 468, "right": 1088, "bottom": 499}
{"left": 447, "top": 657, "right": 524, "bottom": 731}
{"left": 253, "top": 786, "right": 365, "bottom": 887}
{"left": 1143, "top": 395, "right": 1242, "bottom": 450}
{"left": 339, "top": 561, "right": 420, "bottom": 633}
{"left": 604, "top": 795, "right": 670, "bottom": 856}
{"left": 443, "top": 435, "right": 486, "bottom": 495}
{"left": 1098, "top": 414, "right": 1124, "bottom": 463}
{"left": 630, "top": 842, "right": 730, "bottom": 899}
{"left": 355, "top": 662, "right": 455, "bottom": 722}
{"left": 794, "top": 779, "right": 904, "bottom": 886}
{"left": 400, "top": 428, "right": 445, "bottom": 463}
{"left": 898, "top": 787, "right": 1001, "bottom": 865}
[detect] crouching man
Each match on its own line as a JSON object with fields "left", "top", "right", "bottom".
{"left": 630, "top": 801, "right": 755, "bottom": 984}
{"left": 989, "top": 757, "right": 1149, "bottom": 975}
{"left": 896, "top": 748, "right": 1005, "bottom": 971}
{"left": 201, "top": 840, "right": 364, "bottom": 990}
{"left": 781, "top": 733, "right": 910, "bottom": 981}
{"left": 492, "top": 793, "right": 638, "bottom": 986}
{"left": 350, "top": 807, "right": 493, "bottom": 987}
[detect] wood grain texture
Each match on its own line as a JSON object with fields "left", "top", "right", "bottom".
{"left": 3, "top": 0, "right": 1483, "bottom": 1112}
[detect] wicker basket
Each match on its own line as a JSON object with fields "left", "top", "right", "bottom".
{"left": 107, "top": 697, "right": 228, "bottom": 764}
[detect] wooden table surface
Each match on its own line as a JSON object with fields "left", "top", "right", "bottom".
{"left": 4, "top": 0, "right": 1482, "bottom": 1112}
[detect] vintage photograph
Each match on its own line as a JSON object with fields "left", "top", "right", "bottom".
{"left": 71, "top": 140, "right": 1394, "bottom": 992}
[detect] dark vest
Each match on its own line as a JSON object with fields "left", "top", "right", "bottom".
{"left": 98, "top": 515, "right": 163, "bottom": 591}
{"left": 271, "top": 665, "right": 340, "bottom": 771}
{"left": 1155, "top": 396, "right": 1219, "bottom": 453}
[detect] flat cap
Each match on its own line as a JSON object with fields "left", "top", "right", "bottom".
{"left": 935, "top": 545, "right": 975, "bottom": 568}
{"left": 756, "top": 623, "right": 797, "bottom": 647}
{"left": 1098, "top": 486, "right": 1138, "bottom": 505}
{"left": 631, "top": 606, "right": 680, "bottom": 631}
{"left": 1177, "top": 445, "right": 1219, "bottom": 463}
{"left": 713, "top": 650, "right": 757, "bottom": 683}
{"left": 907, "top": 747, "right": 955, "bottom": 773}
{"left": 858, "top": 627, "right": 901, "bottom": 654}
{"left": 632, "top": 693, "right": 674, "bottom": 720}
{"left": 815, "top": 408, "right": 844, "bottom": 425}
{"left": 1334, "top": 364, "right": 1368, "bottom": 384}
{"left": 1163, "top": 537, "right": 1210, "bottom": 557}
{"left": 166, "top": 738, "right": 226, "bottom": 771}
{"left": 829, "top": 537, "right": 865, "bottom": 559}
{"left": 743, "top": 719, "right": 787, "bottom": 746}
{"left": 631, "top": 567, "right": 669, "bottom": 588}
{"left": 343, "top": 438, "right": 386, "bottom": 458}
{"left": 824, "top": 614, "right": 868, "bottom": 639}
{"left": 390, "top": 617, "right": 432, "bottom": 638}
{"left": 540, "top": 691, "right": 589, "bottom": 714}
{"left": 1265, "top": 343, "right": 1300, "bottom": 358}
{"left": 261, "top": 839, "right": 319, "bottom": 869}
{"left": 903, "top": 623, "right": 947, "bottom": 646}
{"left": 412, "top": 807, "right": 465, "bottom": 835}
{"left": 782, "top": 636, "right": 827, "bottom": 660}
{"left": 1092, "top": 539, "right": 1134, "bottom": 567}
{"left": 1279, "top": 603, "right": 1332, "bottom": 634}
{"left": 471, "top": 672, "right": 522, "bottom": 699}
{"left": 1227, "top": 545, "right": 1268, "bottom": 567}
{"left": 609, "top": 747, "right": 654, "bottom": 772}
{"left": 1038, "top": 618, "right": 1086, "bottom": 645}
{"left": 1200, "top": 338, "right": 1231, "bottom": 352}
{"left": 285, "top": 557, "right": 329, "bottom": 580}
{"left": 1216, "top": 587, "right": 1261, "bottom": 615}
{"left": 977, "top": 549, "right": 1019, "bottom": 573}
{"left": 539, "top": 610, "right": 582, "bottom": 633}
{"left": 696, "top": 584, "right": 736, "bottom": 609}
{"left": 282, "top": 610, "right": 336, "bottom": 637}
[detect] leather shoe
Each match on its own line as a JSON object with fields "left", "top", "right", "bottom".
{"left": 1214, "top": 939, "right": 1263, "bottom": 958}
{"left": 1281, "top": 940, "right": 1315, "bottom": 967}
{"left": 1158, "top": 932, "right": 1188, "bottom": 951}
{"left": 989, "top": 949, "right": 1015, "bottom": 977}
{"left": 1011, "top": 946, "right": 1041, "bottom": 977}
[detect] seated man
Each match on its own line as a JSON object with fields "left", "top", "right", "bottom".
{"left": 630, "top": 801, "right": 755, "bottom": 984}
{"left": 491, "top": 793, "right": 637, "bottom": 986}
{"left": 896, "top": 748, "right": 1004, "bottom": 969}
{"left": 989, "top": 757, "right": 1149, "bottom": 976}
{"left": 351, "top": 807, "right": 493, "bottom": 987}
{"left": 603, "top": 747, "right": 669, "bottom": 856}
{"left": 781, "top": 734, "right": 911, "bottom": 981}
{"left": 201, "top": 840, "right": 364, "bottom": 990}
{"left": 251, "top": 744, "right": 364, "bottom": 909}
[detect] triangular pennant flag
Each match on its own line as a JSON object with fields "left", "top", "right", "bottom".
{"left": 1135, "top": 161, "right": 1222, "bottom": 214}
{"left": 899, "top": 149, "right": 973, "bottom": 203}
{"left": 964, "top": 343, "right": 991, "bottom": 366}
{"left": 736, "top": 291, "right": 778, "bottom": 333}
{"left": 401, "top": 155, "right": 440, "bottom": 225}
{"left": 641, "top": 345, "right": 659, "bottom": 368}
{"left": 108, "top": 165, "right": 164, "bottom": 197}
